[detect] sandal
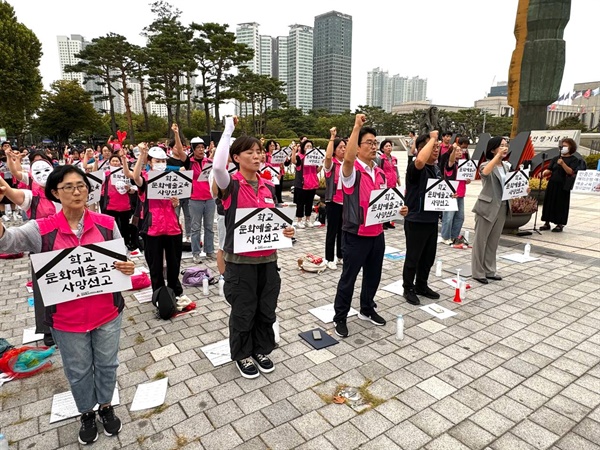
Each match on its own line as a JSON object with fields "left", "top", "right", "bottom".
{"left": 539, "top": 223, "right": 551, "bottom": 231}
{"left": 551, "top": 225, "right": 564, "bottom": 232}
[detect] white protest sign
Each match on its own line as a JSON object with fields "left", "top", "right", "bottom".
{"left": 197, "top": 161, "right": 213, "bottom": 182}
{"left": 572, "top": 170, "right": 600, "bottom": 193}
{"left": 234, "top": 207, "right": 294, "bottom": 253}
{"left": 271, "top": 146, "right": 291, "bottom": 165}
{"left": 502, "top": 168, "right": 530, "bottom": 200}
{"left": 227, "top": 162, "right": 238, "bottom": 175}
{"left": 260, "top": 165, "right": 281, "bottom": 185}
{"left": 365, "top": 187, "right": 405, "bottom": 226}
{"left": 109, "top": 166, "right": 129, "bottom": 186}
{"left": 86, "top": 170, "right": 105, "bottom": 205}
{"left": 456, "top": 159, "right": 478, "bottom": 181}
{"left": 147, "top": 170, "right": 193, "bottom": 199}
{"left": 304, "top": 148, "right": 325, "bottom": 166}
{"left": 30, "top": 238, "right": 132, "bottom": 307}
{"left": 424, "top": 179, "right": 458, "bottom": 211}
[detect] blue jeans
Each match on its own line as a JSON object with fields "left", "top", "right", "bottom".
{"left": 441, "top": 197, "right": 465, "bottom": 240}
{"left": 51, "top": 313, "right": 122, "bottom": 413}
{"left": 175, "top": 198, "right": 192, "bottom": 238}
{"left": 189, "top": 199, "right": 216, "bottom": 254}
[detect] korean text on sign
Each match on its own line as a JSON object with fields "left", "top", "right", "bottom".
{"left": 424, "top": 179, "right": 458, "bottom": 211}
{"left": 147, "top": 170, "right": 193, "bottom": 199}
{"left": 303, "top": 148, "right": 325, "bottom": 166}
{"left": 233, "top": 207, "right": 294, "bottom": 253}
{"left": 365, "top": 188, "right": 405, "bottom": 226}
{"left": 502, "top": 169, "right": 529, "bottom": 200}
{"left": 456, "top": 160, "right": 478, "bottom": 181}
{"left": 30, "top": 238, "right": 132, "bottom": 306}
{"left": 572, "top": 170, "right": 600, "bottom": 193}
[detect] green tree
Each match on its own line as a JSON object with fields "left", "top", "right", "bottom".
{"left": 190, "top": 22, "right": 254, "bottom": 134}
{"left": 35, "top": 80, "right": 102, "bottom": 144}
{"left": 549, "top": 115, "right": 588, "bottom": 132}
{"left": 0, "top": 2, "right": 43, "bottom": 144}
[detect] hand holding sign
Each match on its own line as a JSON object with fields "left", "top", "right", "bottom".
{"left": 456, "top": 160, "right": 478, "bottom": 181}
{"left": 502, "top": 169, "right": 529, "bottom": 200}
{"left": 234, "top": 207, "right": 295, "bottom": 253}
{"left": 147, "top": 170, "right": 193, "bottom": 199}
{"left": 365, "top": 188, "right": 406, "bottom": 226}
{"left": 424, "top": 179, "right": 458, "bottom": 211}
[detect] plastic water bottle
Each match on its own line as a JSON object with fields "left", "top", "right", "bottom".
{"left": 396, "top": 315, "right": 404, "bottom": 340}
{"left": 218, "top": 276, "right": 225, "bottom": 297}
{"left": 0, "top": 434, "right": 8, "bottom": 450}
{"left": 459, "top": 280, "right": 467, "bottom": 301}
{"left": 273, "top": 320, "right": 281, "bottom": 343}
{"left": 202, "top": 278, "right": 209, "bottom": 296}
{"left": 464, "top": 230, "right": 470, "bottom": 242}
{"left": 435, "top": 259, "right": 443, "bottom": 277}
{"left": 524, "top": 243, "right": 531, "bottom": 257}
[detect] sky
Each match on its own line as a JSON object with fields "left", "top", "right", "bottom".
{"left": 10, "top": 0, "right": 599, "bottom": 114}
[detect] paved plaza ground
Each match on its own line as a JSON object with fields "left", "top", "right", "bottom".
{"left": 0, "top": 154, "right": 599, "bottom": 450}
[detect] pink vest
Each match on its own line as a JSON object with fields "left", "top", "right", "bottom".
{"left": 104, "top": 171, "right": 132, "bottom": 212}
{"left": 325, "top": 159, "right": 343, "bottom": 204}
{"left": 380, "top": 154, "right": 398, "bottom": 188}
{"left": 36, "top": 210, "right": 124, "bottom": 332}
{"left": 29, "top": 181, "right": 57, "bottom": 220}
{"left": 140, "top": 173, "right": 182, "bottom": 236}
{"left": 191, "top": 157, "right": 213, "bottom": 201}
{"left": 342, "top": 161, "right": 386, "bottom": 237}
{"left": 222, "top": 172, "right": 277, "bottom": 258}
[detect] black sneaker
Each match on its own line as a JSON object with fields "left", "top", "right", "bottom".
{"left": 334, "top": 320, "right": 348, "bottom": 337}
{"left": 252, "top": 353, "right": 275, "bottom": 373}
{"left": 78, "top": 411, "right": 98, "bottom": 445}
{"left": 43, "top": 332, "right": 55, "bottom": 347}
{"left": 97, "top": 405, "right": 122, "bottom": 436}
{"left": 403, "top": 288, "right": 421, "bottom": 305}
{"left": 358, "top": 311, "right": 386, "bottom": 326}
{"left": 236, "top": 358, "right": 260, "bottom": 379}
{"left": 415, "top": 285, "right": 441, "bottom": 299}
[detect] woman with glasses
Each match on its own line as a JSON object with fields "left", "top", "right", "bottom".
{"left": 471, "top": 136, "right": 512, "bottom": 284}
{"left": 0, "top": 164, "right": 135, "bottom": 445}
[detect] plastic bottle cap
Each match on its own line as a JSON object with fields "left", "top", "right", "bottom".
{"left": 397, "top": 314, "right": 403, "bottom": 319}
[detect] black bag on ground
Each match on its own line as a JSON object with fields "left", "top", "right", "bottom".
{"left": 151, "top": 286, "right": 177, "bottom": 319}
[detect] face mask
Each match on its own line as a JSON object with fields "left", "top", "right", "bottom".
{"left": 153, "top": 162, "right": 166, "bottom": 172}
{"left": 561, "top": 147, "right": 569, "bottom": 155}
{"left": 31, "top": 160, "right": 52, "bottom": 187}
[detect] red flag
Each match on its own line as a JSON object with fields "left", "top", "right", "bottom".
{"left": 583, "top": 89, "right": 591, "bottom": 99}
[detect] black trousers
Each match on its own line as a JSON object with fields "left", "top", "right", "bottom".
{"left": 403, "top": 221, "right": 438, "bottom": 290}
{"left": 275, "top": 183, "right": 283, "bottom": 203}
{"left": 143, "top": 234, "right": 183, "bottom": 296}
{"left": 295, "top": 188, "right": 316, "bottom": 218}
{"left": 325, "top": 202, "right": 344, "bottom": 261}
{"left": 105, "top": 209, "right": 132, "bottom": 249}
{"left": 333, "top": 232, "right": 385, "bottom": 323}
{"left": 224, "top": 261, "right": 281, "bottom": 361}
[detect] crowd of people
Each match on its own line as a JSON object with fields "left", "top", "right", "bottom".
{"left": 0, "top": 114, "right": 582, "bottom": 445}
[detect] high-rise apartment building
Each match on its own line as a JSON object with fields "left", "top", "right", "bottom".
{"left": 57, "top": 34, "right": 88, "bottom": 85}
{"left": 287, "top": 24, "right": 313, "bottom": 112}
{"left": 259, "top": 36, "right": 273, "bottom": 76}
{"left": 313, "top": 11, "right": 352, "bottom": 113}
{"left": 235, "top": 22, "right": 260, "bottom": 74}
{"left": 366, "top": 69, "right": 428, "bottom": 112}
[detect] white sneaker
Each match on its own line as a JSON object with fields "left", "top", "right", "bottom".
{"left": 326, "top": 261, "right": 337, "bottom": 270}
{"left": 305, "top": 220, "right": 314, "bottom": 228}
{"left": 313, "top": 220, "right": 321, "bottom": 227}
{"left": 441, "top": 239, "right": 453, "bottom": 245}
{"left": 1, "top": 215, "right": 10, "bottom": 222}
{"left": 192, "top": 254, "right": 202, "bottom": 264}
{"left": 296, "top": 221, "right": 305, "bottom": 229}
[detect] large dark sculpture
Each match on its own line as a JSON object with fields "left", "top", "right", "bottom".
{"left": 508, "top": 0, "right": 571, "bottom": 136}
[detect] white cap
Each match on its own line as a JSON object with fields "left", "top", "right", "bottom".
{"left": 148, "top": 147, "right": 168, "bottom": 160}
{"left": 190, "top": 137, "right": 205, "bottom": 145}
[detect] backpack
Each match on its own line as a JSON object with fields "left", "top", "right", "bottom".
{"left": 152, "top": 286, "right": 177, "bottom": 320}
{"left": 181, "top": 266, "right": 216, "bottom": 287}
{"left": 297, "top": 254, "right": 327, "bottom": 274}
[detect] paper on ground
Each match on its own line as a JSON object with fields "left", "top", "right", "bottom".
{"left": 26, "top": 285, "right": 33, "bottom": 293}
{"left": 22, "top": 327, "right": 44, "bottom": 344}
{"left": 181, "top": 251, "right": 193, "bottom": 259}
{"left": 420, "top": 303, "right": 458, "bottom": 320}
{"left": 308, "top": 303, "right": 358, "bottom": 324}
{"left": 50, "top": 387, "right": 119, "bottom": 423}
{"left": 130, "top": 377, "right": 168, "bottom": 411}
{"left": 384, "top": 246, "right": 401, "bottom": 254}
{"left": 134, "top": 287, "right": 153, "bottom": 304}
{"left": 442, "top": 278, "right": 472, "bottom": 289}
{"left": 500, "top": 253, "right": 540, "bottom": 263}
{"left": 201, "top": 339, "right": 232, "bottom": 367}
{"left": 381, "top": 280, "right": 404, "bottom": 296}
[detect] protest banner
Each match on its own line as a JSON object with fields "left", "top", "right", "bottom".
{"left": 109, "top": 167, "right": 129, "bottom": 186}
{"left": 30, "top": 238, "right": 131, "bottom": 307}
{"left": 502, "top": 168, "right": 530, "bottom": 200}
{"left": 271, "top": 146, "right": 291, "bottom": 165}
{"left": 197, "top": 162, "right": 213, "bottom": 182}
{"left": 456, "top": 159, "right": 478, "bottom": 181}
{"left": 86, "top": 170, "right": 105, "bottom": 205}
{"left": 147, "top": 170, "right": 193, "bottom": 199}
{"left": 572, "top": 170, "right": 600, "bottom": 193}
{"left": 233, "top": 207, "right": 294, "bottom": 253}
{"left": 304, "top": 148, "right": 325, "bottom": 166}
{"left": 424, "top": 179, "right": 458, "bottom": 211}
{"left": 365, "top": 187, "right": 405, "bottom": 226}
{"left": 260, "top": 165, "right": 281, "bottom": 185}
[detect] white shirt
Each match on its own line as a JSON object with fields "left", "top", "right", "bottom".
{"left": 341, "top": 158, "right": 377, "bottom": 188}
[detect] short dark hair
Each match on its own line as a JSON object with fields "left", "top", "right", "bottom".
{"left": 45, "top": 165, "right": 90, "bottom": 203}
{"left": 379, "top": 139, "right": 393, "bottom": 151}
{"left": 442, "top": 131, "right": 452, "bottom": 137}
{"left": 229, "top": 136, "right": 262, "bottom": 162}
{"left": 29, "top": 151, "right": 52, "bottom": 164}
{"left": 415, "top": 134, "right": 430, "bottom": 151}
{"left": 264, "top": 140, "right": 277, "bottom": 152}
{"left": 300, "top": 140, "right": 313, "bottom": 154}
{"left": 458, "top": 137, "right": 470, "bottom": 146}
{"left": 359, "top": 127, "right": 377, "bottom": 144}
{"left": 562, "top": 138, "right": 577, "bottom": 154}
